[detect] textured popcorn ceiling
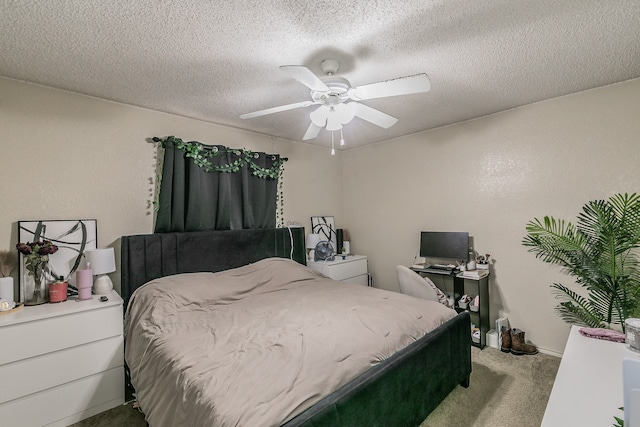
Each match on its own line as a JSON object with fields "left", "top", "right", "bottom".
{"left": 1, "top": 1, "right": 639, "bottom": 149}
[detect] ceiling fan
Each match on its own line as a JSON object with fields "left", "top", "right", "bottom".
{"left": 240, "top": 59, "right": 431, "bottom": 141}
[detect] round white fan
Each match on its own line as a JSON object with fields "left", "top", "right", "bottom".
{"left": 314, "top": 240, "right": 335, "bottom": 262}
{"left": 240, "top": 58, "right": 431, "bottom": 140}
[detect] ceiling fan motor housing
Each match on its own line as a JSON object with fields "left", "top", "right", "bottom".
{"left": 311, "top": 76, "right": 351, "bottom": 105}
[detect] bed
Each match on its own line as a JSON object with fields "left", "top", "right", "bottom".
{"left": 121, "top": 227, "right": 471, "bottom": 426}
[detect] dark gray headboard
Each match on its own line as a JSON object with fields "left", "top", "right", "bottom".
{"left": 120, "top": 227, "right": 306, "bottom": 308}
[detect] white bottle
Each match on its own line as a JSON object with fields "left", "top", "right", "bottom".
{"left": 467, "top": 248, "right": 476, "bottom": 270}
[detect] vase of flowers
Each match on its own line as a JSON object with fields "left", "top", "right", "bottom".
{"left": 16, "top": 241, "right": 58, "bottom": 305}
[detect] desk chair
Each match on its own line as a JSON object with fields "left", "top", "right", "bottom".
{"left": 396, "top": 265, "right": 450, "bottom": 306}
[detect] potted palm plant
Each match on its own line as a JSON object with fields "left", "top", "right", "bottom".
{"left": 522, "top": 193, "right": 640, "bottom": 332}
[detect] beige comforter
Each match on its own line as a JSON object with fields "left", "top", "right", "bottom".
{"left": 124, "top": 257, "right": 456, "bottom": 427}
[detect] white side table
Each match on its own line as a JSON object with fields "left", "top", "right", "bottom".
{"left": 307, "top": 255, "right": 369, "bottom": 286}
{"left": 0, "top": 291, "right": 124, "bottom": 426}
{"left": 541, "top": 325, "right": 633, "bottom": 426}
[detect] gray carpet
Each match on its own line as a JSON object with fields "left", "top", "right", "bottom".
{"left": 70, "top": 347, "right": 560, "bottom": 427}
{"left": 421, "top": 347, "right": 560, "bottom": 427}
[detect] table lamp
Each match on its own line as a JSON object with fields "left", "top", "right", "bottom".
{"left": 306, "top": 234, "right": 321, "bottom": 261}
{"left": 85, "top": 247, "right": 116, "bottom": 295}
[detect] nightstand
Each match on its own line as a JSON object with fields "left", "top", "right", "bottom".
{"left": 307, "top": 255, "right": 370, "bottom": 286}
{"left": 0, "top": 291, "right": 124, "bottom": 426}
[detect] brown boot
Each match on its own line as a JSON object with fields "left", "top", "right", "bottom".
{"left": 510, "top": 328, "right": 538, "bottom": 355}
{"left": 500, "top": 326, "right": 511, "bottom": 353}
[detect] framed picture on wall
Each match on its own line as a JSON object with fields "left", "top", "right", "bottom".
{"left": 18, "top": 219, "right": 97, "bottom": 302}
{"left": 311, "top": 216, "right": 337, "bottom": 252}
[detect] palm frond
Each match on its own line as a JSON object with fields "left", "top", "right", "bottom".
{"left": 552, "top": 283, "right": 606, "bottom": 327}
{"left": 610, "top": 193, "right": 640, "bottom": 242}
{"left": 523, "top": 217, "right": 588, "bottom": 268}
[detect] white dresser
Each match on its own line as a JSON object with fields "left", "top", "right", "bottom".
{"left": 307, "top": 255, "right": 370, "bottom": 286}
{"left": 0, "top": 291, "right": 124, "bottom": 426}
{"left": 541, "top": 325, "right": 633, "bottom": 426}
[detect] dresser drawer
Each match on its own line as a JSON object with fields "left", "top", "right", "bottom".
{"left": 0, "top": 304, "right": 122, "bottom": 365}
{"left": 344, "top": 273, "right": 369, "bottom": 286}
{"left": 0, "top": 335, "right": 123, "bottom": 403}
{"left": 326, "top": 258, "right": 367, "bottom": 281}
{"left": 0, "top": 366, "right": 124, "bottom": 427}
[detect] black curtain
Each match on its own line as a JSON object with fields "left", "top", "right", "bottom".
{"left": 154, "top": 138, "right": 284, "bottom": 233}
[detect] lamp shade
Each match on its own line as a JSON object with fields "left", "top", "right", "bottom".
{"left": 85, "top": 248, "right": 116, "bottom": 275}
{"left": 306, "top": 234, "right": 321, "bottom": 249}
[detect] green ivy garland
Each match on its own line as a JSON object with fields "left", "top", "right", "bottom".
{"left": 276, "top": 162, "right": 285, "bottom": 228}
{"left": 152, "top": 136, "right": 286, "bottom": 179}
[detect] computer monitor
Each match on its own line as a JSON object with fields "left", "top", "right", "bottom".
{"left": 419, "top": 231, "right": 469, "bottom": 261}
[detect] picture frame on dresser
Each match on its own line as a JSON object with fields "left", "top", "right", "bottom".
{"left": 311, "top": 216, "right": 337, "bottom": 252}
{"left": 18, "top": 219, "right": 97, "bottom": 302}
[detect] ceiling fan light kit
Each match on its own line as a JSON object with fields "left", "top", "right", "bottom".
{"left": 240, "top": 58, "right": 431, "bottom": 153}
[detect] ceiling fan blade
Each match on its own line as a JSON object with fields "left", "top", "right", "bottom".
{"left": 349, "top": 74, "right": 430, "bottom": 101}
{"left": 239, "top": 100, "right": 315, "bottom": 119}
{"left": 354, "top": 103, "right": 398, "bottom": 128}
{"left": 280, "top": 65, "right": 330, "bottom": 92}
{"left": 303, "top": 123, "right": 323, "bottom": 140}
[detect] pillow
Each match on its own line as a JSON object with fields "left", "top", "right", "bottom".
{"left": 422, "top": 275, "right": 451, "bottom": 307}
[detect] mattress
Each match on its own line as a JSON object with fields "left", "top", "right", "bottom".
{"left": 124, "top": 257, "right": 457, "bottom": 427}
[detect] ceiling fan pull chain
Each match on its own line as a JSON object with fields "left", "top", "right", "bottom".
{"left": 340, "top": 128, "right": 345, "bottom": 146}
{"left": 331, "top": 131, "right": 336, "bottom": 156}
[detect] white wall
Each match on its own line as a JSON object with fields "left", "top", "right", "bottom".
{"left": 342, "top": 78, "right": 640, "bottom": 355}
{"left": 0, "top": 77, "right": 342, "bottom": 294}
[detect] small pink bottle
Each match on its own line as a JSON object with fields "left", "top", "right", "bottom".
{"left": 76, "top": 262, "right": 93, "bottom": 300}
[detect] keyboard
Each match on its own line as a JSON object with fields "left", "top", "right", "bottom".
{"left": 429, "top": 264, "right": 452, "bottom": 270}
{"left": 411, "top": 264, "right": 457, "bottom": 274}
{"left": 423, "top": 268, "right": 454, "bottom": 275}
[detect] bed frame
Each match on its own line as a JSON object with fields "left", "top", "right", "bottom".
{"left": 120, "top": 227, "right": 471, "bottom": 426}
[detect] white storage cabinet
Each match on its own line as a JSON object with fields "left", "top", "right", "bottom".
{"left": 307, "top": 255, "right": 370, "bottom": 286}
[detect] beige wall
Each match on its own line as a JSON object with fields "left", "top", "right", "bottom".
{"left": 3, "top": 75, "right": 639, "bottom": 355}
{"left": 0, "top": 77, "right": 342, "bottom": 294}
{"left": 342, "top": 78, "right": 640, "bottom": 355}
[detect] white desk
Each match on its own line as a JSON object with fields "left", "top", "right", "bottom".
{"left": 541, "top": 325, "right": 637, "bottom": 426}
